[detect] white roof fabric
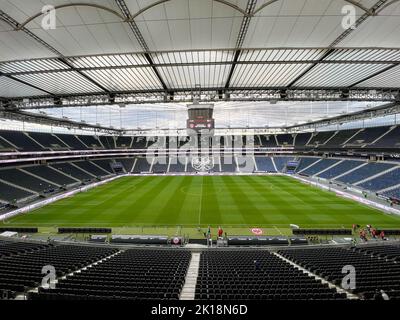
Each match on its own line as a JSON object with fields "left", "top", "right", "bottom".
{"left": 0, "top": 0, "right": 399, "bottom": 128}
{"left": 1, "top": 0, "right": 399, "bottom": 60}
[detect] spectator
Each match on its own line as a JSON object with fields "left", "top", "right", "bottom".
{"left": 207, "top": 226, "right": 211, "bottom": 238}
{"left": 254, "top": 260, "right": 261, "bottom": 271}
{"left": 359, "top": 229, "right": 367, "bottom": 242}
{"left": 381, "top": 290, "right": 390, "bottom": 300}
{"left": 373, "top": 289, "right": 389, "bottom": 300}
{"left": 380, "top": 230, "right": 385, "bottom": 240}
{"left": 217, "top": 226, "right": 223, "bottom": 239}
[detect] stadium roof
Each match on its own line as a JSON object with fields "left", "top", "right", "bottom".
{"left": 0, "top": 0, "right": 399, "bottom": 132}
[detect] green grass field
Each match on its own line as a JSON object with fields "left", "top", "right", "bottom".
{"left": 2, "top": 175, "right": 400, "bottom": 237}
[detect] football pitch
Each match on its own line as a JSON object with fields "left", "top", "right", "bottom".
{"left": 3, "top": 175, "right": 400, "bottom": 236}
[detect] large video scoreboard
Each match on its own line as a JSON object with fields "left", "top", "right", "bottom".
{"left": 187, "top": 103, "right": 215, "bottom": 131}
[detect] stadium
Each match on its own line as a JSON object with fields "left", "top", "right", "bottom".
{"left": 0, "top": 0, "right": 400, "bottom": 306}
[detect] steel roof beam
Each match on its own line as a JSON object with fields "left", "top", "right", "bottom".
{"left": 286, "top": 0, "right": 391, "bottom": 88}
{"left": 224, "top": 0, "right": 258, "bottom": 90}
{"left": 0, "top": 10, "right": 109, "bottom": 94}
{"left": 376, "top": 0, "right": 400, "bottom": 12}
{"left": 115, "top": 0, "right": 169, "bottom": 92}
{"left": 16, "top": 3, "right": 126, "bottom": 30}
{"left": 0, "top": 71, "right": 54, "bottom": 96}
{"left": 348, "top": 64, "right": 398, "bottom": 87}
{"left": 55, "top": 58, "right": 110, "bottom": 93}
{"left": 8, "top": 87, "right": 399, "bottom": 109}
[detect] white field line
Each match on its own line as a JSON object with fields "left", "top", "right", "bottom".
{"left": 0, "top": 175, "right": 129, "bottom": 222}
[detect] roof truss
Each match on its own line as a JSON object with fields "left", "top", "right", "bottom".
{"left": 2, "top": 88, "right": 398, "bottom": 113}
{"left": 115, "top": 0, "right": 169, "bottom": 93}
{"left": 0, "top": 47, "right": 399, "bottom": 105}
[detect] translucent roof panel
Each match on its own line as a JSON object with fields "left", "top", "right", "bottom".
{"left": 157, "top": 64, "right": 232, "bottom": 88}
{"left": 151, "top": 50, "right": 235, "bottom": 64}
{"left": 355, "top": 65, "right": 400, "bottom": 88}
{"left": 238, "top": 48, "right": 326, "bottom": 62}
{"left": 325, "top": 48, "right": 400, "bottom": 62}
{"left": 69, "top": 53, "right": 149, "bottom": 68}
{"left": 230, "top": 63, "right": 313, "bottom": 87}
{"left": 152, "top": 49, "right": 235, "bottom": 88}
{"left": 13, "top": 71, "right": 104, "bottom": 95}
{"left": 0, "top": 76, "right": 48, "bottom": 97}
{"left": 0, "top": 58, "right": 68, "bottom": 74}
{"left": 82, "top": 67, "right": 164, "bottom": 91}
{"left": 293, "top": 63, "right": 393, "bottom": 87}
